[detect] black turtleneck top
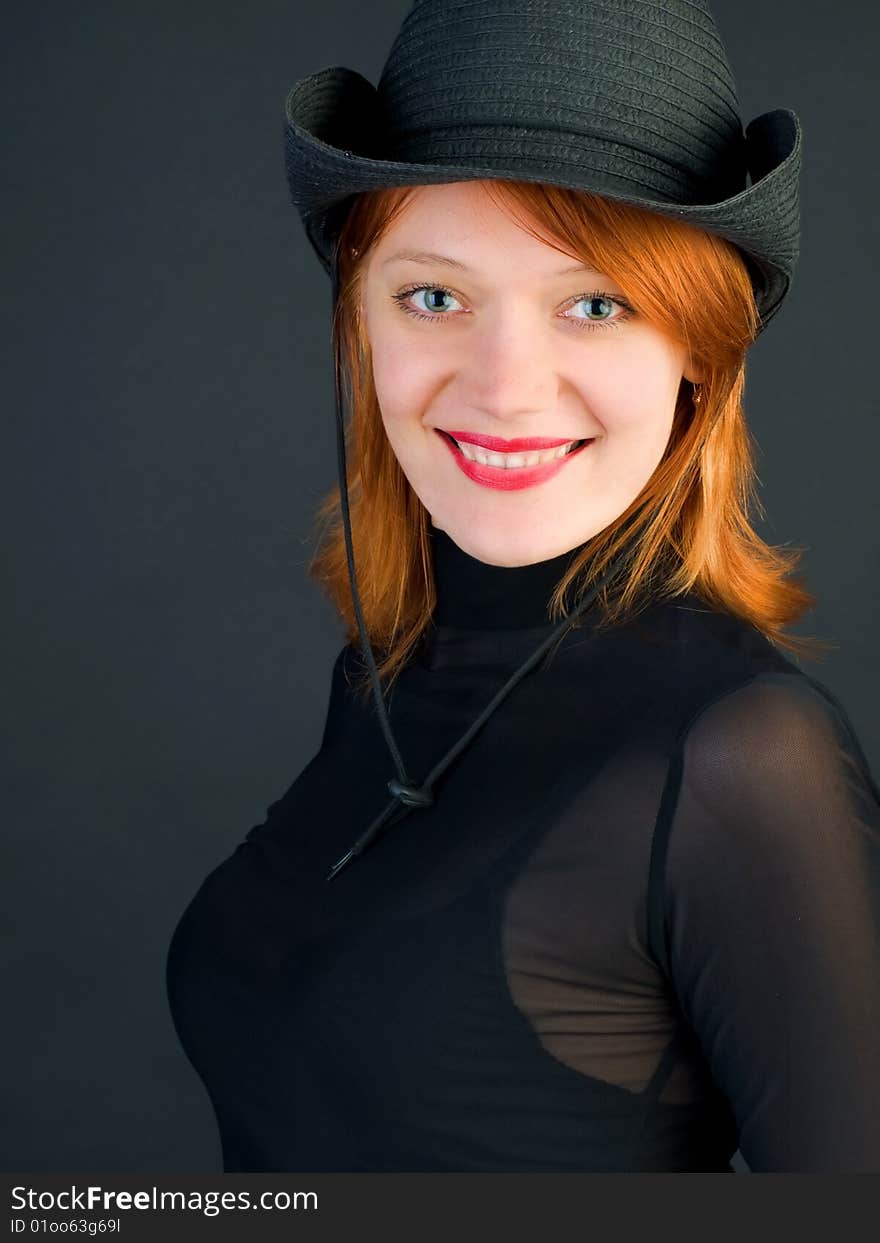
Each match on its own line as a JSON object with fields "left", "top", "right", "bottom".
{"left": 166, "top": 526, "right": 880, "bottom": 1172}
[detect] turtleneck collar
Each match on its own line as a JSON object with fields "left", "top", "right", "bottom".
{"left": 429, "top": 524, "right": 592, "bottom": 631}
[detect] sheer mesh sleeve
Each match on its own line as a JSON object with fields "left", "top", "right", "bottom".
{"left": 652, "top": 671, "right": 880, "bottom": 1172}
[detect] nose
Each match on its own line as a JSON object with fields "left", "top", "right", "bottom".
{"left": 457, "top": 306, "right": 559, "bottom": 422}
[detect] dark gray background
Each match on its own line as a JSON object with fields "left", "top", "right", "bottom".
{"left": 3, "top": 0, "right": 877, "bottom": 1173}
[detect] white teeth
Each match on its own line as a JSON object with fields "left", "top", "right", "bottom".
{"left": 456, "top": 440, "right": 580, "bottom": 467}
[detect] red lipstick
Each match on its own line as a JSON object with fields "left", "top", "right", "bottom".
{"left": 443, "top": 430, "right": 575, "bottom": 452}
{"left": 435, "top": 429, "right": 594, "bottom": 492}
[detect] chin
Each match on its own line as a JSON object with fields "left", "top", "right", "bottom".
{"left": 439, "top": 526, "right": 558, "bottom": 567}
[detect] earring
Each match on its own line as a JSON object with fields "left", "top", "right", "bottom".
{"left": 693, "top": 384, "right": 703, "bottom": 406}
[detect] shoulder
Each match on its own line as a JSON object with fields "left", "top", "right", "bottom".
{"left": 319, "top": 640, "right": 358, "bottom": 748}
{"left": 678, "top": 668, "right": 877, "bottom": 807}
{"left": 648, "top": 661, "right": 878, "bottom": 912}
{"left": 644, "top": 663, "right": 880, "bottom": 975}
{"left": 640, "top": 588, "right": 788, "bottom": 670}
{"left": 657, "top": 667, "right": 880, "bottom": 897}
{"left": 610, "top": 588, "right": 805, "bottom": 734}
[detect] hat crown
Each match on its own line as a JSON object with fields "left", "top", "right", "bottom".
{"left": 375, "top": 0, "right": 748, "bottom": 204}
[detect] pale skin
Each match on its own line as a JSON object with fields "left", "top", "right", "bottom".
{"left": 361, "top": 181, "right": 702, "bottom": 568}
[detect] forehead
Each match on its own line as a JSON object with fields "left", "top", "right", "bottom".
{"left": 371, "top": 182, "right": 604, "bottom": 281}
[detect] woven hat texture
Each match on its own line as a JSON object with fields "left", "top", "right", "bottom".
{"left": 283, "top": 0, "right": 802, "bottom": 333}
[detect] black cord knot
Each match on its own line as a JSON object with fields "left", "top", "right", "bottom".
{"left": 386, "top": 778, "right": 434, "bottom": 808}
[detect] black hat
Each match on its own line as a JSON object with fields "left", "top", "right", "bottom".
{"left": 280, "top": 0, "right": 802, "bottom": 879}
{"left": 283, "top": 0, "right": 802, "bottom": 333}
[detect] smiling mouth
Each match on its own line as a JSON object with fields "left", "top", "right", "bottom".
{"left": 437, "top": 429, "right": 591, "bottom": 467}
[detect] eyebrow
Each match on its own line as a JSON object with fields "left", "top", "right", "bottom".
{"left": 380, "top": 249, "right": 603, "bottom": 277}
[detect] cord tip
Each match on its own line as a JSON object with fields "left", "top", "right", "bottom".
{"left": 326, "top": 849, "right": 355, "bottom": 881}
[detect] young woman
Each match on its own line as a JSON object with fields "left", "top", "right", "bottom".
{"left": 166, "top": 0, "right": 880, "bottom": 1171}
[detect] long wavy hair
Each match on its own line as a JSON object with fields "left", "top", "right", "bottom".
{"left": 306, "top": 179, "right": 831, "bottom": 701}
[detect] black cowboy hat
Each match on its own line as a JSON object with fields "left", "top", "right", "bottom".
{"left": 283, "top": 0, "right": 802, "bottom": 333}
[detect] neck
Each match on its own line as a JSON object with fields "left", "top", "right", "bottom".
{"left": 429, "top": 526, "right": 592, "bottom": 631}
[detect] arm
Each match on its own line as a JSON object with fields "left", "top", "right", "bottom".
{"left": 653, "top": 671, "right": 880, "bottom": 1171}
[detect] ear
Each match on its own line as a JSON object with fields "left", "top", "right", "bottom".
{"left": 682, "top": 361, "right": 703, "bottom": 386}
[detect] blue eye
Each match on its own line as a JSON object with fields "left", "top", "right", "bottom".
{"left": 567, "top": 292, "right": 633, "bottom": 328}
{"left": 391, "top": 283, "right": 634, "bottom": 331}
{"left": 392, "top": 285, "right": 462, "bottom": 320}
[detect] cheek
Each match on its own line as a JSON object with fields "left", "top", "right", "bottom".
{"left": 370, "top": 340, "right": 438, "bottom": 431}
{"left": 600, "top": 402, "right": 675, "bottom": 444}
{"left": 366, "top": 350, "right": 425, "bottom": 463}
{"left": 583, "top": 356, "right": 679, "bottom": 439}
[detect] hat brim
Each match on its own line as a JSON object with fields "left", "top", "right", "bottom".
{"left": 282, "top": 66, "right": 802, "bottom": 331}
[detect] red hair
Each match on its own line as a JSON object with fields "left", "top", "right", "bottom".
{"left": 306, "top": 180, "right": 831, "bottom": 700}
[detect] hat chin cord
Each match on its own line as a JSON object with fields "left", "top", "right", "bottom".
{"left": 324, "top": 243, "right": 641, "bottom": 882}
